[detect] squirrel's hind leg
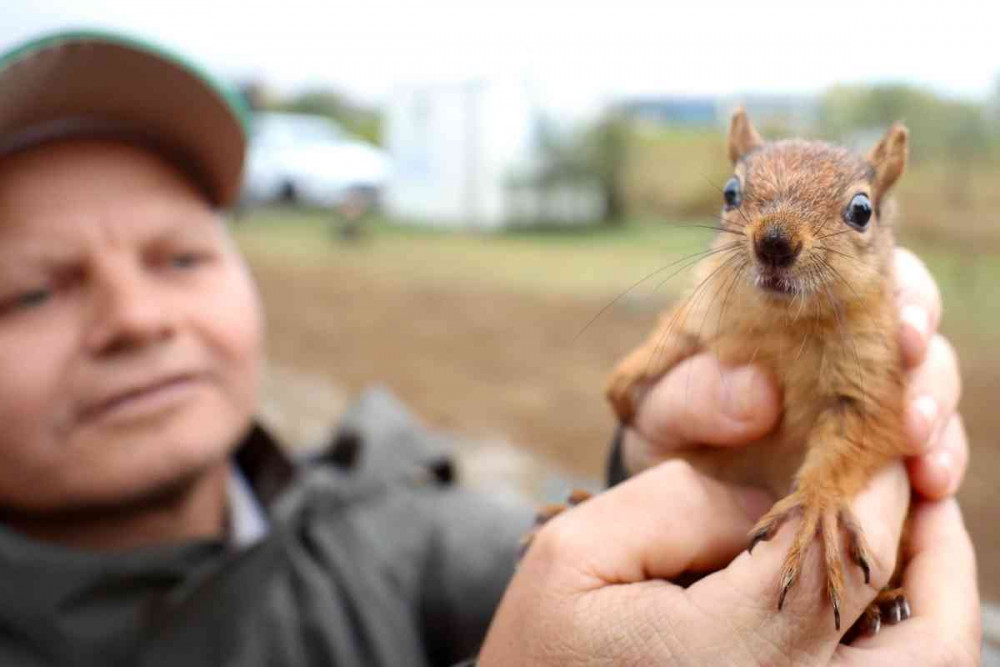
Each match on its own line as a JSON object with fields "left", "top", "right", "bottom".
{"left": 746, "top": 399, "right": 907, "bottom": 632}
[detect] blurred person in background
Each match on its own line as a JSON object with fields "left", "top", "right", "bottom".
{"left": 0, "top": 30, "right": 978, "bottom": 666}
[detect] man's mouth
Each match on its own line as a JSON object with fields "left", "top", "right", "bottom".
{"left": 79, "top": 373, "right": 205, "bottom": 425}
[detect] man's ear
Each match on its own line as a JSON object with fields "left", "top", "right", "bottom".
{"left": 867, "top": 123, "right": 908, "bottom": 203}
{"left": 728, "top": 108, "right": 763, "bottom": 164}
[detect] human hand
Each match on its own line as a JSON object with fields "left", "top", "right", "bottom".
{"left": 480, "top": 460, "right": 980, "bottom": 665}
{"left": 622, "top": 247, "right": 965, "bottom": 501}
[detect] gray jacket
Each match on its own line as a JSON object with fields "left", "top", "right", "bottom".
{"left": 0, "top": 389, "right": 533, "bottom": 666}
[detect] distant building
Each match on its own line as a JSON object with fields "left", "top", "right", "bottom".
{"left": 384, "top": 80, "right": 603, "bottom": 230}
{"left": 717, "top": 95, "right": 818, "bottom": 134}
{"left": 618, "top": 97, "right": 718, "bottom": 126}
{"left": 618, "top": 94, "right": 818, "bottom": 132}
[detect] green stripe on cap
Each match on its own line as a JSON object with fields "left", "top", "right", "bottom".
{"left": 0, "top": 29, "right": 250, "bottom": 137}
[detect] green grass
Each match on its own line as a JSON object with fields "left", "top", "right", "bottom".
{"left": 232, "top": 208, "right": 712, "bottom": 300}
{"left": 231, "top": 207, "right": 1000, "bottom": 340}
{"left": 904, "top": 242, "right": 1000, "bottom": 347}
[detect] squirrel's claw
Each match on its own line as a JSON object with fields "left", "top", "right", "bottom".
{"left": 777, "top": 567, "right": 796, "bottom": 611}
{"left": 746, "top": 500, "right": 797, "bottom": 554}
{"left": 881, "top": 590, "right": 911, "bottom": 625}
{"left": 830, "top": 585, "right": 842, "bottom": 632}
{"left": 844, "top": 588, "right": 911, "bottom": 642}
{"left": 850, "top": 602, "right": 883, "bottom": 641}
{"left": 748, "top": 524, "right": 773, "bottom": 554}
{"left": 748, "top": 490, "right": 871, "bottom": 631}
{"left": 856, "top": 554, "right": 872, "bottom": 585}
{"left": 840, "top": 507, "right": 873, "bottom": 585}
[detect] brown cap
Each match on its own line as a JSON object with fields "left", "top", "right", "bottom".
{"left": 0, "top": 30, "right": 248, "bottom": 208}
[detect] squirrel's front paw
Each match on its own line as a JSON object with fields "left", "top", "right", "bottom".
{"left": 748, "top": 488, "right": 874, "bottom": 631}
{"left": 605, "top": 370, "right": 646, "bottom": 425}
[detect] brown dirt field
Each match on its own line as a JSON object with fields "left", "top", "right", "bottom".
{"left": 245, "top": 247, "right": 1000, "bottom": 602}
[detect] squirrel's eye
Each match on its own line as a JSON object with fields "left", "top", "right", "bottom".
{"left": 723, "top": 177, "right": 741, "bottom": 209}
{"left": 844, "top": 193, "right": 872, "bottom": 231}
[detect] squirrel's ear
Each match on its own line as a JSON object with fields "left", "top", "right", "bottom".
{"left": 867, "top": 123, "right": 908, "bottom": 201}
{"left": 728, "top": 108, "right": 763, "bottom": 163}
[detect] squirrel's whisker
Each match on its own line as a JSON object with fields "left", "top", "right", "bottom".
{"left": 645, "top": 251, "right": 743, "bottom": 378}
{"left": 688, "top": 256, "right": 745, "bottom": 402}
{"left": 680, "top": 222, "right": 744, "bottom": 236}
{"left": 815, "top": 229, "right": 854, "bottom": 242}
{"left": 713, "top": 259, "right": 750, "bottom": 386}
{"left": 651, "top": 244, "right": 741, "bottom": 294}
{"left": 817, "top": 243, "right": 863, "bottom": 266}
{"left": 817, "top": 256, "right": 863, "bottom": 304}
{"left": 573, "top": 242, "right": 743, "bottom": 341}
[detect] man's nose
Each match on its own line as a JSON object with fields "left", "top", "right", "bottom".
{"left": 754, "top": 227, "right": 801, "bottom": 268}
{"left": 85, "top": 262, "right": 174, "bottom": 355}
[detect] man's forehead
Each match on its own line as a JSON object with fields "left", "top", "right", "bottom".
{"left": 0, "top": 138, "right": 214, "bottom": 237}
{"left": 0, "top": 138, "right": 209, "bottom": 204}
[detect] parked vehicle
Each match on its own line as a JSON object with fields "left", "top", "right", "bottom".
{"left": 242, "top": 112, "right": 389, "bottom": 210}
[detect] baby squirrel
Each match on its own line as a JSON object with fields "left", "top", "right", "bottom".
{"left": 606, "top": 109, "right": 911, "bottom": 636}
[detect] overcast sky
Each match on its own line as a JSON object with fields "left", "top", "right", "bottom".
{"left": 4, "top": 0, "right": 998, "bottom": 110}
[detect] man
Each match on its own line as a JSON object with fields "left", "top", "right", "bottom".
{"left": 0, "top": 30, "right": 977, "bottom": 666}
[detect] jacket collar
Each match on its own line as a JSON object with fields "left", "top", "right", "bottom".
{"left": 233, "top": 422, "right": 296, "bottom": 508}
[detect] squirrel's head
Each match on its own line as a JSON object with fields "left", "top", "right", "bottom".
{"left": 721, "top": 109, "right": 907, "bottom": 307}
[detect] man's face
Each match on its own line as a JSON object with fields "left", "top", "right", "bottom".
{"left": 0, "top": 139, "right": 263, "bottom": 512}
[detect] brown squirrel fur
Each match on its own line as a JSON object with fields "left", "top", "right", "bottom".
{"left": 605, "top": 110, "right": 911, "bottom": 634}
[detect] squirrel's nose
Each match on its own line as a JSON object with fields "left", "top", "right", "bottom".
{"left": 755, "top": 228, "right": 800, "bottom": 268}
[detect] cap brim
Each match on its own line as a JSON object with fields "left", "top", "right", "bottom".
{"left": 0, "top": 30, "right": 247, "bottom": 208}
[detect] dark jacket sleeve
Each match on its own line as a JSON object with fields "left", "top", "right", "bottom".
{"left": 323, "top": 387, "right": 533, "bottom": 667}
{"left": 418, "top": 487, "right": 531, "bottom": 666}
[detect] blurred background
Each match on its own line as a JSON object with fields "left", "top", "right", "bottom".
{"left": 5, "top": 0, "right": 999, "bottom": 633}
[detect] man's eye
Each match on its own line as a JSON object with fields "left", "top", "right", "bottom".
{"left": 5, "top": 288, "right": 51, "bottom": 312}
{"left": 170, "top": 252, "right": 205, "bottom": 269}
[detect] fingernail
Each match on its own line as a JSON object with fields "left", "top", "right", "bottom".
{"left": 907, "top": 395, "right": 938, "bottom": 450}
{"left": 901, "top": 305, "right": 929, "bottom": 343}
{"left": 725, "top": 367, "right": 766, "bottom": 421}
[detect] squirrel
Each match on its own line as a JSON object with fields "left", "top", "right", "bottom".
{"left": 604, "top": 109, "right": 912, "bottom": 637}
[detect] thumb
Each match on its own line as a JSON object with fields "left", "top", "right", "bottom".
{"left": 634, "top": 353, "right": 782, "bottom": 452}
